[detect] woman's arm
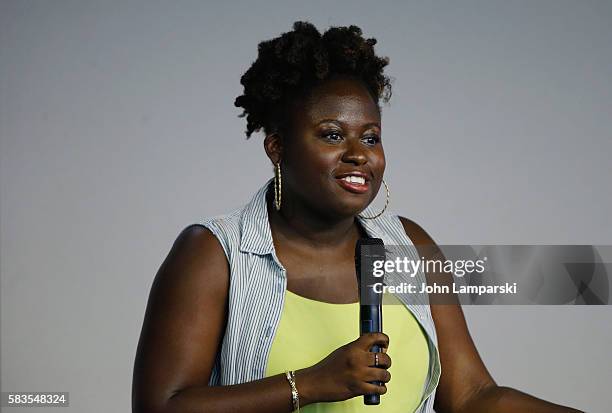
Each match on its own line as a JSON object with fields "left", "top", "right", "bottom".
{"left": 398, "top": 217, "right": 584, "bottom": 413}
{"left": 132, "top": 225, "right": 303, "bottom": 413}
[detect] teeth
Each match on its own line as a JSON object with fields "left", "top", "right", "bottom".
{"left": 342, "top": 176, "right": 366, "bottom": 185}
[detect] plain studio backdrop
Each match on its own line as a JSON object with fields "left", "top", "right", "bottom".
{"left": 1, "top": 1, "right": 611, "bottom": 412}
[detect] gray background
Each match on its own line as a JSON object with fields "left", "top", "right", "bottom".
{"left": 1, "top": 1, "right": 611, "bottom": 412}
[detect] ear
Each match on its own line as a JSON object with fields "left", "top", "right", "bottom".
{"left": 263, "top": 132, "right": 283, "bottom": 165}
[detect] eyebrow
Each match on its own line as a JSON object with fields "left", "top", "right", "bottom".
{"left": 316, "top": 119, "right": 381, "bottom": 128}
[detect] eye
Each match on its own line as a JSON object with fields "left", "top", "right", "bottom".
{"left": 362, "top": 134, "right": 381, "bottom": 146}
{"left": 322, "top": 131, "right": 343, "bottom": 142}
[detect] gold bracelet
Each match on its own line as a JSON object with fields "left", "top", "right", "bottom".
{"left": 284, "top": 370, "right": 300, "bottom": 412}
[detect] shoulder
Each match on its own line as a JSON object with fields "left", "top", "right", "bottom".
{"left": 143, "top": 225, "right": 230, "bottom": 329}
{"left": 173, "top": 223, "right": 227, "bottom": 258}
{"left": 198, "top": 208, "right": 243, "bottom": 237}
{"left": 396, "top": 215, "right": 445, "bottom": 261}
{"left": 397, "top": 216, "right": 436, "bottom": 245}
{"left": 194, "top": 207, "right": 244, "bottom": 257}
{"left": 159, "top": 224, "right": 230, "bottom": 287}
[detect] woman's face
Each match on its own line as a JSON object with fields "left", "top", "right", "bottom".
{"left": 278, "top": 76, "right": 386, "bottom": 219}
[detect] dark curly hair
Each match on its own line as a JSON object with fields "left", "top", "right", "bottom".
{"left": 234, "top": 21, "right": 392, "bottom": 139}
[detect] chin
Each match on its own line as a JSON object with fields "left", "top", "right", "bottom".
{"left": 336, "top": 201, "right": 369, "bottom": 218}
{"left": 319, "top": 184, "right": 370, "bottom": 216}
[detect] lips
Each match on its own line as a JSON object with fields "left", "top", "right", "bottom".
{"left": 336, "top": 173, "right": 370, "bottom": 194}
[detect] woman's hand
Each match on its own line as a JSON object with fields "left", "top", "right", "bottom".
{"left": 295, "top": 332, "right": 391, "bottom": 404}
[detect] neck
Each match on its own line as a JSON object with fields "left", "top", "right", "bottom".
{"left": 266, "top": 183, "right": 363, "bottom": 249}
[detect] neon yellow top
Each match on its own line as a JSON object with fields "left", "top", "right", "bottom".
{"left": 265, "top": 289, "right": 430, "bottom": 413}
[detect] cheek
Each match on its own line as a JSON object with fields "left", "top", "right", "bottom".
{"left": 372, "top": 150, "right": 386, "bottom": 173}
{"left": 292, "top": 142, "right": 340, "bottom": 171}
{"left": 285, "top": 144, "right": 339, "bottom": 182}
{"left": 316, "top": 149, "right": 342, "bottom": 169}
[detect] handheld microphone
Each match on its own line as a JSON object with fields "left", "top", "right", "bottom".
{"left": 355, "top": 237, "right": 386, "bottom": 405}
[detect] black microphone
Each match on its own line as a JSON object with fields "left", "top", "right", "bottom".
{"left": 355, "top": 237, "right": 386, "bottom": 405}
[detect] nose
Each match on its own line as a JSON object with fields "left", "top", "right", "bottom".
{"left": 341, "top": 139, "right": 367, "bottom": 165}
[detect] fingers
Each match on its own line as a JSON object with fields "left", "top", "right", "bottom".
{"left": 365, "top": 351, "right": 392, "bottom": 369}
{"left": 363, "top": 366, "right": 391, "bottom": 383}
{"left": 356, "top": 332, "right": 389, "bottom": 351}
{"left": 361, "top": 381, "right": 388, "bottom": 395}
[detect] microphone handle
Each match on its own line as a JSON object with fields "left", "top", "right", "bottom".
{"left": 360, "top": 304, "right": 383, "bottom": 405}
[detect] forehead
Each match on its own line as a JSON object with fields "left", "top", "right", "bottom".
{"left": 292, "top": 77, "right": 381, "bottom": 125}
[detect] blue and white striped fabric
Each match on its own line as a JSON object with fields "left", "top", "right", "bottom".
{"left": 197, "top": 178, "right": 441, "bottom": 412}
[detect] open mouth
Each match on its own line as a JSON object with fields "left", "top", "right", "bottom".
{"left": 336, "top": 175, "right": 369, "bottom": 194}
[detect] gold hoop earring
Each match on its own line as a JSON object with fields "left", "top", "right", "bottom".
{"left": 359, "top": 179, "right": 390, "bottom": 220}
{"left": 274, "top": 162, "right": 282, "bottom": 211}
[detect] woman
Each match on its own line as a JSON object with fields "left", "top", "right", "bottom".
{"left": 132, "top": 21, "right": 583, "bottom": 413}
